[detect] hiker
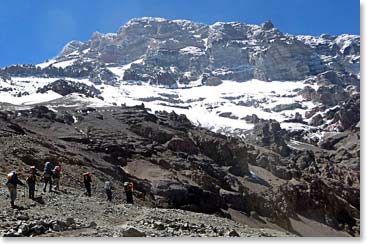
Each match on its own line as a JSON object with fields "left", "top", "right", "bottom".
{"left": 26, "top": 166, "right": 40, "bottom": 200}
{"left": 52, "top": 165, "right": 62, "bottom": 191}
{"left": 43, "top": 161, "right": 53, "bottom": 192}
{"left": 6, "top": 171, "right": 25, "bottom": 208}
{"left": 124, "top": 181, "right": 134, "bottom": 204}
{"left": 83, "top": 172, "right": 92, "bottom": 197}
{"left": 104, "top": 181, "right": 113, "bottom": 202}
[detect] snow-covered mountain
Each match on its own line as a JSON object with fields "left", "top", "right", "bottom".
{"left": 0, "top": 18, "right": 360, "bottom": 236}
{"left": 0, "top": 17, "right": 360, "bottom": 143}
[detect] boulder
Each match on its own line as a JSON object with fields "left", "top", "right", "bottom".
{"left": 122, "top": 227, "right": 147, "bottom": 237}
{"left": 202, "top": 76, "right": 223, "bottom": 86}
{"left": 227, "top": 229, "right": 240, "bottom": 237}
{"left": 166, "top": 137, "right": 199, "bottom": 155}
{"left": 310, "top": 114, "right": 324, "bottom": 126}
{"left": 51, "top": 220, "right": 68, "bottom": 232}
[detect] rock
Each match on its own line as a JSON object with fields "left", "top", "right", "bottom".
{"left": 314, "top": 85, "right": 348, "bottom": 106}
{"left": 165, "top": 137, "right": 199, "bottom": 155}
{"left": 153, "top": 221, "right": 165, "bottom": 230}
{"left": 219, "top": 112, "right": 239, "bottom": 120}
{"left": 241, "top": 114, "right": 260, "bottom": 124}
{"left": 247, "top": 120, "right": 290, "bottom": 156}
{"left": 3, "top": 229, "right": 19, "bottom": 237}
{"left": 202, "top": 76, "right": 223, "bottom": 86}
{"left": 299, "top": 86, "right": 317, "bottom": 101}
{"left": 66, "top": 217, "right": 76, "bottom": 226}
{"left": 68, "top": 224, "right": 77, "bottom": 230}
{"left": 51, "top": 220, "right": 68, "bottom": 232}
{"left": 261, "top": 20, "right": 274, "bottom": 30}
{"left": 17, "top": 223, "right": 30, "bottom": 236}
{"left": 227, "top": 229, "right": 240, "bottom": 237}
{"left": 17, "top": 214, "right": 29, "bottom": 221}
{"left": 272, "top": 103, "right": 303, "bottom": 112}
{"left": 219, "top": 189, "right": 246, "bottom": 211}
{"left": 122, "top": 227, "right": 146, "bottom": 237}
{"left": 330, "top": 93, "right": 360, "bottom": 131}
{"left": 310, "top": 114, "right": 324, "bottom": 126}
{"left": 88, "top": 221, "right": 97, "bottom": 228}
{"left": 37, "top": 79, "right": 101, "bottom": 97}
{"left": 30, "top": 225, "right": 47, "bottom": 235}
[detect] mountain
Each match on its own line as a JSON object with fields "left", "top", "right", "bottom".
{"left": 0, "top": 17, "right": 360, "bottom": 237}
{"left": 0, "top": 18, "right": 360, "bottom": 137}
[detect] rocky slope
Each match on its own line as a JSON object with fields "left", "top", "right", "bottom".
{"left": 0, "top": 104, "right": 359, "bottom": 237}
{"left": 0, "top": 186, "right": 292, "bottom": 237}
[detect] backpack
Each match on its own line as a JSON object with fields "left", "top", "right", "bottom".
{"left": 7, "top": 172, "right": 14, "bottom": 181}
{"left": 53, "top": 169, "right": 60, "bottom": 178}
{"left": 44, "top": 162, "right": 53, "bottom": 175}
{"left": 105, "top": 181, "right": 112, "bottom": 190}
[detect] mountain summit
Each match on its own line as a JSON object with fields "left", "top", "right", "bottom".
{"left": 57, "top": 17, "right": 359, "bottom": 84}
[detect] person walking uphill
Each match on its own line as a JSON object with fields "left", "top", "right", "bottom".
{"left": 26, "top": 166, "right": 40, "bottom": 200}
{"left": 43, "top": 161, "right": 53, "bottom": 192}
{"left": 52, "top": 165, "right": 62, "bottom": 191}
{"left": 6, "top": 171, "right": 25, "bottom": 208}
{"left": 104, "top": 181, "right": 113, "bottom": 202}
{"left": 124, "top": 181, "right": 134, "bottom": 204}
{"left": 83, "top": 172, "right": 92, "bottom": 197}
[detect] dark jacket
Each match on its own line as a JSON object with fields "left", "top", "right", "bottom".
{"left": 83, "top": 175, "right": 92, "bottom": 186}
{"left": 26, "top": 172, "right": 40, "bottom": 185}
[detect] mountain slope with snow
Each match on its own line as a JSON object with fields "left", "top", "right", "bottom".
{"left": 0, "top": 17, "right": 360, "bottom": 144}
{"left": 0, "top": 17, "right": 360, "bottom": 237}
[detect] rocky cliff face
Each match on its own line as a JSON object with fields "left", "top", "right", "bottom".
{"left": 57, "top": 18, "right": 358, "bottom": 84}
{"left": 0, "top": 17, "right": 359, "bottom": 86}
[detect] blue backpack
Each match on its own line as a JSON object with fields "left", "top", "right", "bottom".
{"left": 44, "top": 162, "right": 53, "bottom": 175}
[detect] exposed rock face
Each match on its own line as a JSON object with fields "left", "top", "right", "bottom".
{"left": 37, "top": 79, "right": 101, "bottom": 98}
{"left": 1, "top": 18, "right": 358, "bottom": 87}
{"left": 246, "top": 120, "right": 290, "bottom": 156}
{"left": 329, "top": 94, "right": 360, "bottom": 131}
{"left": 310, "top": 114, "right": 324, "bottom": 126}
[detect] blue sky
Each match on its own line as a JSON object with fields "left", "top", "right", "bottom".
{"left": 0, "top": 0, "right": 360, "bottom": 68}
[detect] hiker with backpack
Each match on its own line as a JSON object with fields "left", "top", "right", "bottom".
{"left": 6, "top": 171, "right": 25, "bottom": 208}
{"left": 52, "top": 165, "right": 62, "bottom": 191}
{"left": 83, "top": 172, "right": 92, "bottom": 197}
{"left": 104, "top": 181, "right": 113, "bottom": 202}
{"left": 124, "top": 181, "right": 134, "bottom": 204}
{"left": 26, "top": 166, "right": 40, "bottom": 200}
{"left": 43, "top": 161, "right": 54, "bottom": 192}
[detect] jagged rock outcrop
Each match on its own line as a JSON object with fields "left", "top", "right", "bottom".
{"left": 245, "top": 120, "right": 290, "bottom": 156}
{"left": 37, "top": 79, "right": 101, "bottom": 98}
